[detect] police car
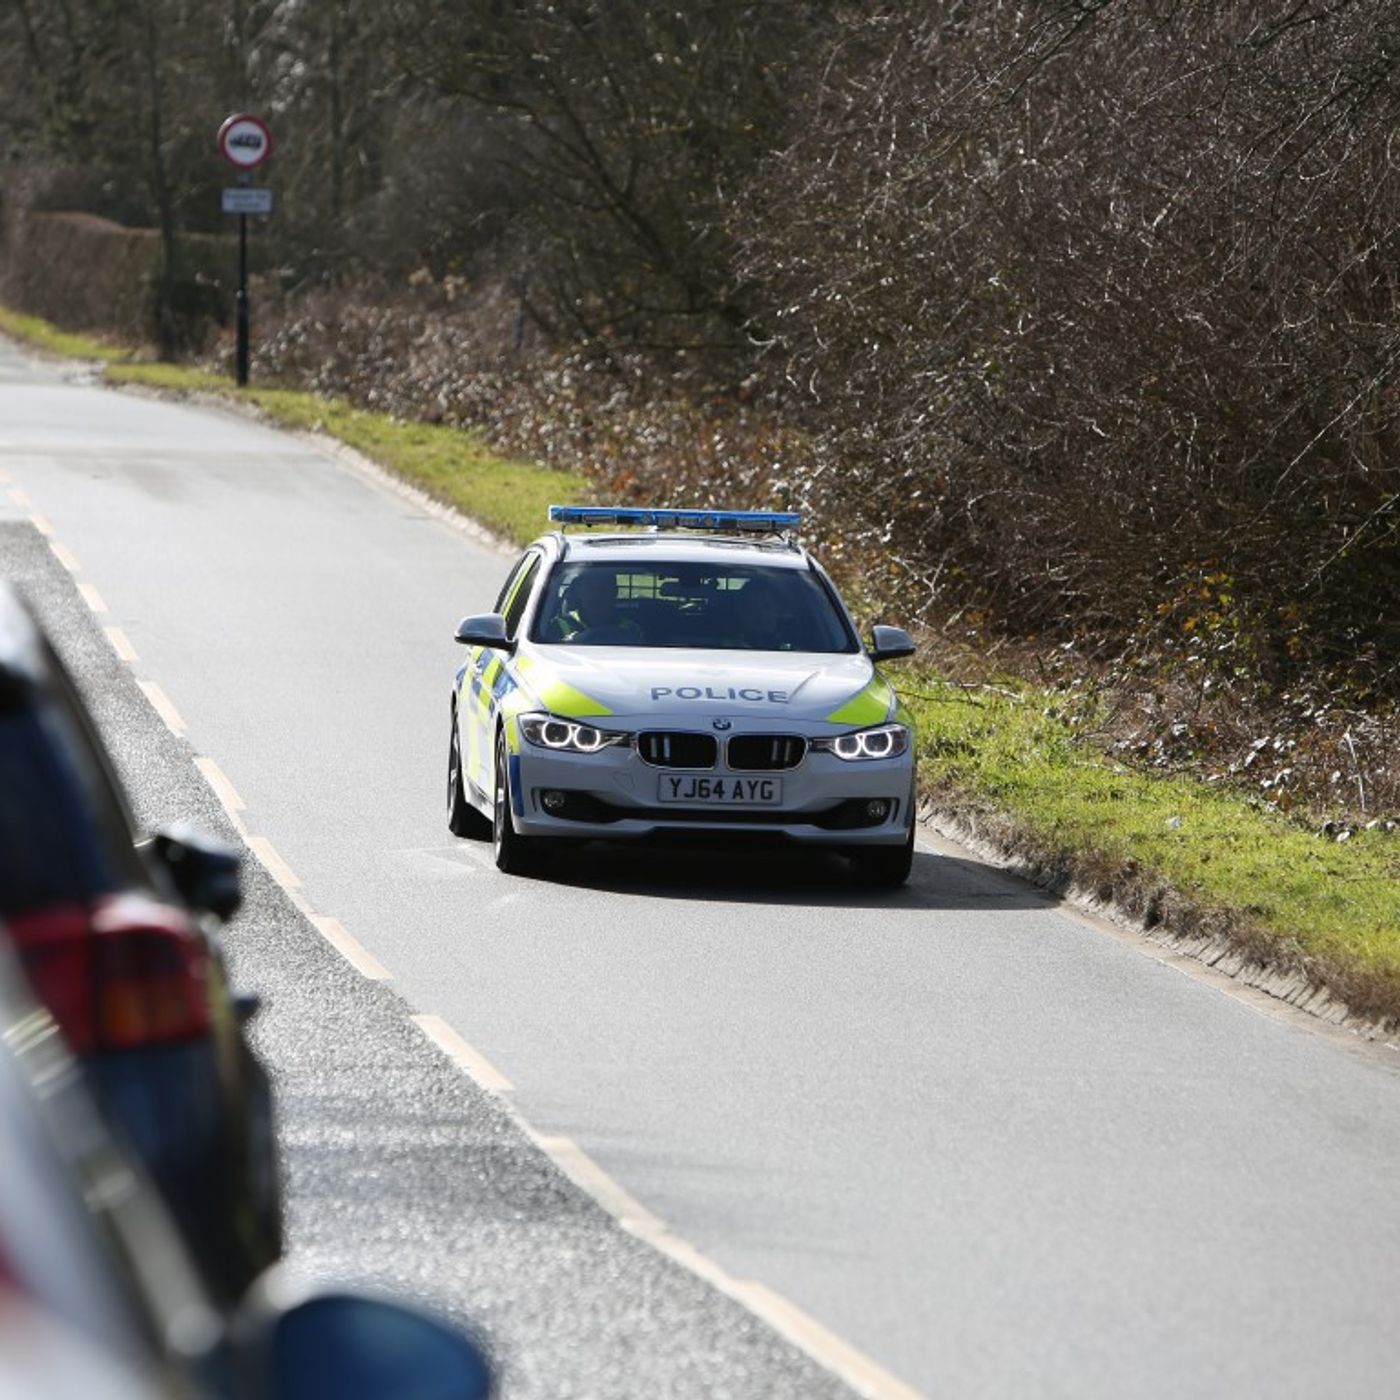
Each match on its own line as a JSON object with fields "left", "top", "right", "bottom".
{"left": 447, "top": 507, "right": 918, "bottom": 885}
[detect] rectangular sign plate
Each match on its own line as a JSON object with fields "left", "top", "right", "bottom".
{"left": 657, "top": 773, "right": 782, "bottom": 806}
{"left": 222, "top": 187, "right": 274, "bottom": 215}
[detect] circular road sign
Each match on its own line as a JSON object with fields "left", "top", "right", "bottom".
{"left": 217, "top": 113, "right": 272, "bottom": 170}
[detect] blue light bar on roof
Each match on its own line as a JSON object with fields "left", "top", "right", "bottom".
{"left": 549, "top": 505, "right": 802, "bottom": 532}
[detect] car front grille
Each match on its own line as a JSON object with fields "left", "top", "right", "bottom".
{"left": 528, "top": 793, "right": 894, "bottom": 830}
{"left": 726, "top": 735, "right": 807, "bottom": 771}
{"left": 637, "top": 731, "right": 718, "bottom": 768}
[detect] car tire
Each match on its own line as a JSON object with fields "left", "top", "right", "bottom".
{"left": 448, "top": 704, "right": 490, "bottom": 839}
{"left": 232, "top": 1044, "right": 283, "bottom": 1285}
{"left": 848, "top": 826, "right": 914, "bottom": 889}
{"left": 492, "top": 729, "right": 541, "bottom": 875}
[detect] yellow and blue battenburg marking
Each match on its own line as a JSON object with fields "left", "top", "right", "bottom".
{"left": 459, "top": 649, "right": 525, "bottom": 813}
{"left": 458, "top": 645, "right": 614, "bottom": 817}
{"left": 548, "top": 505, "right": 801, "bottom": 533}
{"left": 513, "top": 653, "right": 612, "bottom": 718}
{"left": 826, "top": 674, "right": 897, "bottom": 726}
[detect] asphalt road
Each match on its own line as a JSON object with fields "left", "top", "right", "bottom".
{"left": 4, "top": 337, "right": 1400, "bottom": 1398}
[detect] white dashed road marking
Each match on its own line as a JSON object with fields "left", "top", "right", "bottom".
{"left": 522, "top": 1132, "right": 921, "bottom": 1398}
{"left": 244, "top": 835, "right": 300, "bottom": 893}
{"left": 411, "top": 1014, "right": 514, "bottom": 1092}
{"left": 77, "top": 581, "right": 108, "bottom": 613}
{"left": 194, "top": 756, "right": 246, "bottom": 830}
{"left": 313, "top": 916, "right": 392, "bottom": 982}
{"left": 48, "top": 540, "right": 82, "bottom": 574}
{"left": 104, "top": 625, "right": 139, "bottom": 662}
{"left": 136, "top": 680, "right": 186, "bottom": 737}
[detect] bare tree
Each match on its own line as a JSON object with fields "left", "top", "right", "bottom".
{"left": 733, "top": 1, "right": 1400, "bottom": 694}
{"left": 384, "top": 0, "right": 824, "bottom": 356}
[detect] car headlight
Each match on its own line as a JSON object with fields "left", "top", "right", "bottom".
{"left": 518, "top": 712, "right": 629, "bottom": 754}
{"left": 812, "top": 723, "right": 909, "bottom": 761}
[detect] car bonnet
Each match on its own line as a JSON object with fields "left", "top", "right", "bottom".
{"left": 512, "top": 644, "right": 896, "bottom": 727}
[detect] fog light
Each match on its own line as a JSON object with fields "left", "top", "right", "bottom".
{"left": 542, "top": 790, "right": 567, "bottom": 812}
{"left": 866, "top": 799, "right": 890, "bottom": 821}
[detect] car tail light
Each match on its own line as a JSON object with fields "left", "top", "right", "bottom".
{"left": 7, "top": 895, "right": 210, "bottom": 1055}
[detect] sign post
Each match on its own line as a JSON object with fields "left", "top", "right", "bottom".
{"left": 217, "top": 114, "right": 273, "bottom": 387}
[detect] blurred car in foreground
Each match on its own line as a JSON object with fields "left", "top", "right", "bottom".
{"left": 0, "top": 581, "right": 279, "bottom": 1301}
{"left": 0, "top": 940, "right": 494, "bottom": 1399}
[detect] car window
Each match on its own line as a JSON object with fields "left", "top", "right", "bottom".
{"left": 0, "top": 708, "right": 137, "bottom": 915}
{"left": 492, "top": 552, "right": 535, "bottom": 615}
{"left": 501, "top": 554, "right": 541, "bottom": 641}
{"left": 0, "top": 659, "right": 147, "bottom": 917}
{"left": 529, "top": 562, "right": 858, "bottom": 652}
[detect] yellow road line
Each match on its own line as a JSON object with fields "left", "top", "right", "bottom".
{"left": 193, "top": 756, "right": 247, "bottom": 839}
{"left": 314, "top": 916, "right": 392, "bottom": 982}
{"left": 136, "top": 680, "right": 186, "bottom": 737}
{"left": 29, "top": 514, "right": 54, "bottom": 538}
{"left": 521, "top": 1130, "right": 924, "bottom": 1399}
{"left": 527, "top": 1132, "right": 668, "bottom": 1236}
{"left": 194, "top": 755, "right": 245, "bottom": 814}
{"left": 244, "top": 835, "right": 300, "bottom": 893}
{"left": 734, "top": 1283, "right": 923, "bottom": 1400}
{"left": 286, "top": 887, "right": 316, "bottom": 918}
{"left": 410, "top": 1014, "right": 514, "bottom": 1093}
{"left": 48, "top": 540, "right": 81, "bottom": 574}
{"left": 7, "top": 486, "right": 31, "bottom": 508}
{"left": 417, "top": 1022, "right": 925, "bottom": 1397}
{"left": 77, "top": 581, "right": 107, "bottom": 614}
{"left": 103, "top": 625, "right": 139, "bottom": 663}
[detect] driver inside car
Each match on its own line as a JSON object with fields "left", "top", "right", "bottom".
{"left": 557, "top": 569, "right": 644, "bottom": 644}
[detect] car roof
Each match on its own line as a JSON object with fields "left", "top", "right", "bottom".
{"left": 547, "top": 531, "right": 813, "bottom": 569}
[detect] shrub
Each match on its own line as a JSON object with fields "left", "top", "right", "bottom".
{"left": 3, "top": 210, "right": 232, "bottom": 352}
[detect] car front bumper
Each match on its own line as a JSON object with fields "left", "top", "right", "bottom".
{"left": 509, "top": 730, "right": 915, "bottom": 847}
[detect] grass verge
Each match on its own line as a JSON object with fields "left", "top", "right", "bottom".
{"left": 902, "top": 673, "right": 1400, "bottom": 1026}
{"left": 0, "top": 307, "right": 132, "bottom": 362}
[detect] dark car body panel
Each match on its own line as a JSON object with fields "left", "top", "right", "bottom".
{"left": 0, "top": 582, "right": 281, "bottom": 1301}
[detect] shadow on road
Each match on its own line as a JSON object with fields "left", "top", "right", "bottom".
{"left": 535, "top": 839, "right": 1053, "bottom": 912}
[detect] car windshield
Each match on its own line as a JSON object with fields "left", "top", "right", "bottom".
{"left": 530, "top": 561, "right": 858, "bottom": 652}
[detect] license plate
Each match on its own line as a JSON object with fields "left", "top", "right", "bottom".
{"left": 657, "top": 773, "right": 782, "bottom": 806}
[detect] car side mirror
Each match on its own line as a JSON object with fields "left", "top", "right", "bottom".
{"left": 241, "top": 1282, "right": 493, "bottom": 1400}
{"left": 868, "top": 625, "right": 915, "bottom": 663}
{"left": 454, "top": 613, "right": 515, "bottom": 653}
{"left": 149, "top": 825, "right": 242, "bottom": 922}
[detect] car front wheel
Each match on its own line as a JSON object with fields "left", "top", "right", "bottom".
{"left": 493, "top": 730, "right": 542, "bottom": 876}
{"left": 848, "top": 826, "right": 914, "bottom": 889}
